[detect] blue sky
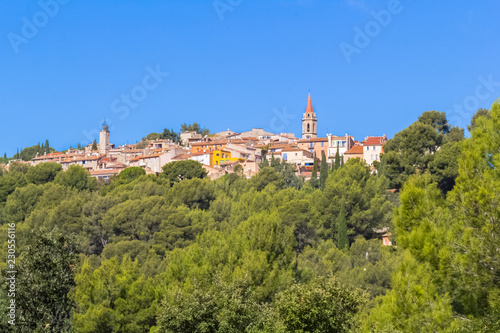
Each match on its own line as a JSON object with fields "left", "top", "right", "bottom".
{"left": 1, "top": 0, "right": 500, "bottom": 156}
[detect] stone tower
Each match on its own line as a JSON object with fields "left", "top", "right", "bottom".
{"left": 302, "top": 92, "right": 317, "bottom": 139}
{"left": 99, "top": 123, "right": 110, "bottom": 155}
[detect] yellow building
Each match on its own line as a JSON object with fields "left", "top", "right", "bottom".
{"left": 212, "top": 150, "right": 231, "bottom": 167}
{"left": 212, "top": 150, "right": 245, "bottom": 167}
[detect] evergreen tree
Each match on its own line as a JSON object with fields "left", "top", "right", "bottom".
{"left": 336, "top": 204, "right": 348, "bottom": 250}
{"left": 340, "top": 155, "right": 344, "bottom": 168}
{"left": 259, "top": 154, "right": 270, "bottom": 169}
{"left": 14, "top": 232, "right": 77, "bottom": 332}
{"left": 77, "top": 143, "right": 81, "bottom": 150}
{"left": 319, "top": 151, "right": 328, "bottom": 190}
{"left": 45, "top": 139, "right": 49, "bottom": 152}
{"left": 270, "top": 154, "right": 281, "bottom": 169}
{"left": 92, "top": 139, "right": 98, "bottom": 151}
{"left": 310, "top": 153, "right": 318, "bottom": 188}
{"left": 334, "top": 146, "right": 341, "bottom": 170}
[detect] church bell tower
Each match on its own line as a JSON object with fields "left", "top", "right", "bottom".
{"left": 302, "top": 92, "right": 317, "bottom": 139}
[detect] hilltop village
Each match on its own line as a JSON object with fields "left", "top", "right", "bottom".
{"left": 4, "top": 94, "right": 387, "bottom": 181}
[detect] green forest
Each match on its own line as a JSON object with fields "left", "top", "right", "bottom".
{"left": 0, "top": 103, "right": 498, "bottom": 332}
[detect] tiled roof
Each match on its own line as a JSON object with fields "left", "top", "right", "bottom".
{"left": 281, "top": 147, "right": 313, "bottom": 154}
{"left": 90, "top": 169, "right": 121, "bottom": 175}
{"left": 362, "top": 136, "right": 387, "bottom": 146}
{"left": 220, "top": 160, "right": 239, "bottom": 166}
{"left": 172, "top": 153, "right": 193, "bottom": 160}
{"left": 191, "top": 141, "right": 226, "bottom": 147}
{"left": 129, "top": 153, "right": 163, "bottom": 162}
{"left": 344, "top": 145, "right": 364, "bottom": 154}
{"left": 297, "top": 137, "right": 328, "bottom": 143}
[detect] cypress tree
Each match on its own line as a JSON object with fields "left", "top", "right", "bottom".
{"left": 337, "top": 204, "right": 348, "bottom": 250}
{"left": 77, "top": 144, "right": 81, "bottom": 150}
{"left": 319, "top": 150, "right": 328, "bottom": 190}
{"left": 334, "top": 146, "right": 341, "bottom": 170}
{"left": 310, "top": 153, "right": 319, "bottom": 188}
{"left": 45, "top": 139, "right": 49, "bottom": 151}
{"left": 92, "top": 139, "right": 98, "bottom": 151}
{"left": 340, "top": 154, "right": 344, "bottom": 168}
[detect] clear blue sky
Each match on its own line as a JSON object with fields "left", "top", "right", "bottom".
{"left": 1, "top": 0, "right": 500, "bottom": 156}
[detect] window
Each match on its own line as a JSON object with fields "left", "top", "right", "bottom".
{"left": 366, "top": 146, "right": 369, "bottom": 151}
{"left": 310, "top": 142, "right": 313, "bottom": 148}
{"left": 372, "top": 146, "right": 376, "bottom": 151}
{"left": 295, "top": 153, "right": 298, "bottom": 156}
{"left": 216, "top": 153, "right": 220, "bottom": 156}
{"left": 321, "top": 142, "right": 324, "bottom": 147}
{"left": 307, "top": 123, "right": 310, "bottom": 132}
{"left": 342, "top": 141, "right": 346, "bottom": 147}
{"left": 283, "top": 153, "right": 287, "bottom": 160}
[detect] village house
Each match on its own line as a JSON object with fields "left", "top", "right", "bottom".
{"left": 189, "top": 152, "right": 212, "bottom": 166}
{"left": 179, "top": 131, "right": 203, "bottom": 147}
{"left": 327, "top": 134, "right": 355, "bottom": 161}
{"left": 361, "top": 135, "right": 388, "bottom": 166}
{"left": 280, "top": 147, "right": 314, "bottom": 166}
{"left": 343, "top": 145, "right": 364, "bottom": 163}
{"left": 297, "top": 137, "right": 328, "bottom": 158}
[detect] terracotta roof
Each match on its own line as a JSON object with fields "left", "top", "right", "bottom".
{"left": 306, "top": 92, "right": 314, "bottom": 114}
{"left": 297, "top": 137, "right": 328, "bottom": 143}
{"left": 106, "top": 163, "right": 128, "bottom": 169}
{"left": 129, "top": 153, "right": 163, "bottom": 162}
{"left": 172, "top": 153, "right": 193, "bottom": 160}
{"left": 344, "top": 145, "right": 364, "bottom": 154}
{"left": 362, "top": 136, "right": 387, "bottom": 146}
{"left": 191, "top": 141, "right": 226, "bottom": 147}
{"left": 281, "top": 147, "right": 313, "bottom": 154}
{"left": 191, "top": 152, "right": 209, "bottom": 156}
{"left": 220, "top": 160, "right": 239, "bottom": 166}
{"left": 90, "top": 169, "right": 121, "bottom": 175}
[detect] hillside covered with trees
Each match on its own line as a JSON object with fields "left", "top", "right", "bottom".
{"left": 0, "top": 104, "right": 498, "bottom": 332}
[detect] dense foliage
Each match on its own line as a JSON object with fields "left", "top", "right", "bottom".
{"left": 0, "top": 103, "right": 497, "bottom": 332}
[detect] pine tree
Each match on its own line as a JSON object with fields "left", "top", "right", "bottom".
{"left": 310, "top": 153, "right": 319, "bottom": 188}
{"left": 337, "top": 204, "right": 348, "bottom": 250}
{"left": 92, "top": 139, "right": 98, "bottom": 151}
{"left": 334, "top": 146, "right": 341, "bottom": 170}
{"left": 319, "top": 151, "right": 328, "bottom": 190}
{"left": 259, "top": 154, "right": 270, "bottom": 169}
{"left": 270, "top": 154, "right": 281, "bottom": 169}
{"left": 77, "top": 143, "right": 81, "bottom": 150}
